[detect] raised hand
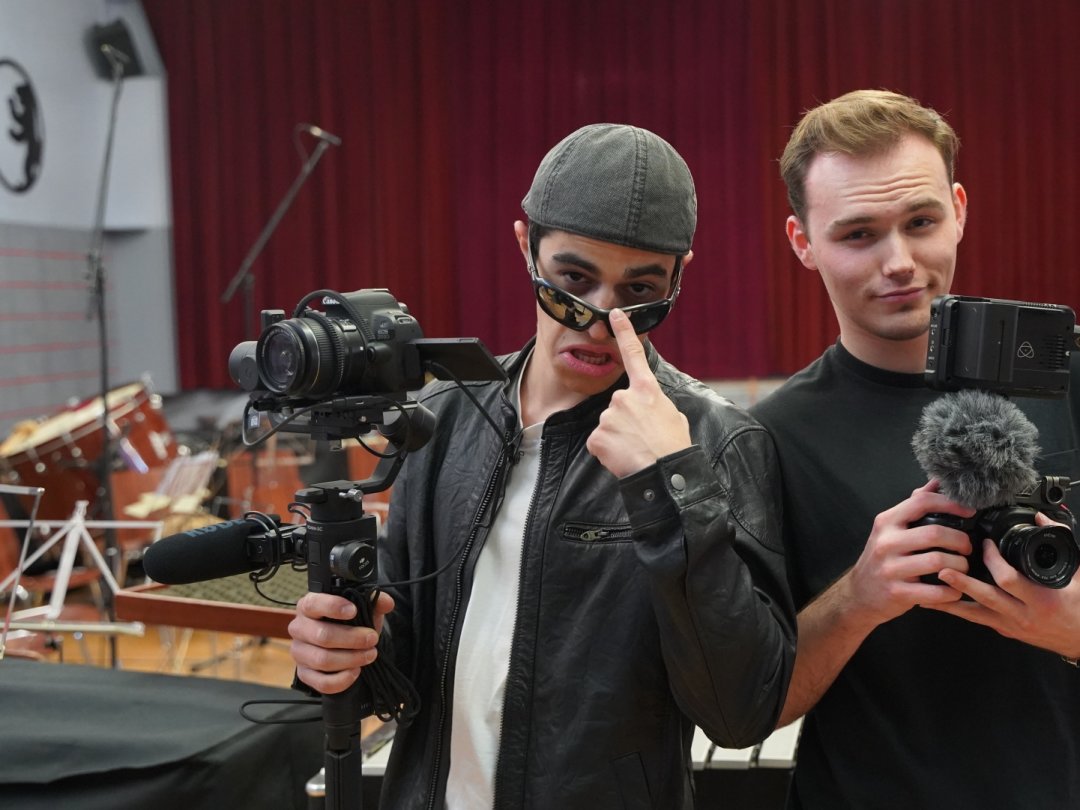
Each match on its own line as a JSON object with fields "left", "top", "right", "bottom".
{"left": 585, "top": 308, "right": 692, "bottom": 478}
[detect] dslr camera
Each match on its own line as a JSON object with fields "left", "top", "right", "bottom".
{"left": 914, "top": 294, "right": 1080, "bottom": 588}
{"left": 230, "top": 288, "right": 504, "bottom": 402}
{"left": 229, "top": 288, "right": 505, "bottom": 445}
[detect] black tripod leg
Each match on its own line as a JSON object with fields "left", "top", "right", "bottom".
{"left": 322, "top": 680, "right": 375, "bottom": 809}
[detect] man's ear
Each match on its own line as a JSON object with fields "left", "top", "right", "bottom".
{"left": 786, "top": 215, "right": 817, "bottom": 270}
{"left": 952, "top": 183, "right": 968, "bottom": 244}
{"left": 680, "top": 249, "right": 694, "bottom": 271}
{"left": 513, "top": 220, "right": 530, "bottom": 260}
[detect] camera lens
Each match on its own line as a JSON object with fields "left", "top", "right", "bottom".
{"left": 261, "top": 329, "right": 302, "bottom": 391}
{"left": 998, "top": 524, "right": 1079, "bottom": 589}
{"left": 1033, "top": 543, "right": 1059, "bottom": 570}
{"left": 256, "top": 318, "right": 340, "bottom": 397}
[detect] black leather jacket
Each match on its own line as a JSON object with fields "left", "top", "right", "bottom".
{"left": 378, "top": 339, "right": 796, "bottom": 810}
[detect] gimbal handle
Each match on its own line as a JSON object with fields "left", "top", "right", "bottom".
{"left": 297, "top": 480, "right": 383, "bottom": 810}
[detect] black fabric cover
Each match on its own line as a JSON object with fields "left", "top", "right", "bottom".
{"left": 0, "top": 659, "right": 323, "bottom": 809}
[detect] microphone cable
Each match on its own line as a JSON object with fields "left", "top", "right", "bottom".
{"left": 238, "top": 584, "right": 421, "bottom": 728}
{"left": 339, "top": 581, "right": 421, "bottom": 725}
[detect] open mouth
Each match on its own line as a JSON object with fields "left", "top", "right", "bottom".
{"left": 560, "top": 345, "right": 618, "bottom": 377}
{"left": 570, "top": 348, "right": 611, "bottom": 365}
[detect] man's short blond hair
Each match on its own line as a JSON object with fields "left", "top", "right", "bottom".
{"left": 780, "top": 90, "right": 959, "bottom": 225}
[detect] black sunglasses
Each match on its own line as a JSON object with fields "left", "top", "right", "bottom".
{"left": 527, "top": 250, "right": 683, "bottom": 336}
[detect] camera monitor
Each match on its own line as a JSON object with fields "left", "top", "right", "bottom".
{"left": 925, "top": 294, "right": 1076, "bottom": 398}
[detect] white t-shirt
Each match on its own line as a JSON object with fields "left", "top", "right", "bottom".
{"left": 444, "top": 365, "right": 542, "bottom": 810}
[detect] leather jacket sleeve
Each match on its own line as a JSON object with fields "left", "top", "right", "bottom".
{"left": 618, "top": 427, "right": 796, "bottom": 748}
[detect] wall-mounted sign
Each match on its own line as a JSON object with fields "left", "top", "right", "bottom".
{"left": 0, "top": 58, "right": 43, "bottom": 194}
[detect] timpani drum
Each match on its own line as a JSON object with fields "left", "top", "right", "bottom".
{"left": 0, "top": 382, "right": 176, "bottom": 521}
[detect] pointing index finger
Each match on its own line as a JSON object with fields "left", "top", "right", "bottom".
{"left": 610, "top": 308, "right": 652, "bottom": 384}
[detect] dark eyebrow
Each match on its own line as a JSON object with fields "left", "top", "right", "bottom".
{"left": 827, "top": 197, "right": 947, "bottom": 235}
{"left": 624, "top": 263, "right": 670, "bottom": 280}
{"left": 550, "top": 251, "right": 600, "bottom": 273}
{"left": 549, "top": 250, "right": 669, "bottom": 280}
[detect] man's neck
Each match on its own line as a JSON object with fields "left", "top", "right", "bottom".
{"left": 839, "top": 331, "right": 929, "bottom": 374}
{"left": 519, "top": 355, "right": 588, "bottom": 427}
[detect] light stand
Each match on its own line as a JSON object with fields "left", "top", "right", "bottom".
{"left": 86, "top": 42, "right": 135, "bottom": 667}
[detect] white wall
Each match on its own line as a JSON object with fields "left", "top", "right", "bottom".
{"left": 0, "top": 0, "right": 176, "bottom": 443}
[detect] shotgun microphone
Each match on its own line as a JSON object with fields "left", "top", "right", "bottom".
{"left": 142, "top": 515, "right": 299, "bottom": 585}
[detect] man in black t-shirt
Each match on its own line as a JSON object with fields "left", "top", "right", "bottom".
{"left": 752, "top": 89, "right": 1080, "bottom": 809}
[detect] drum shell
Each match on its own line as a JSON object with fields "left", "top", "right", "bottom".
{"left": 0, "top": 383, "right": 176, "bottom": 521}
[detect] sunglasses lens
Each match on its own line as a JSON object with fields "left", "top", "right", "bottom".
{"left": 624, "top": 302, "right": 671, "bottom": 334}
{"left": 537, "top": 284, "right": 595, "bottom": 330}
{"left": 534, "top": 272, "right": 674, "bottom": 335}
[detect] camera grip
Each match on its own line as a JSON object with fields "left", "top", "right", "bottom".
{"left": 908, "top": 512, "right": 977, "bottom": 587}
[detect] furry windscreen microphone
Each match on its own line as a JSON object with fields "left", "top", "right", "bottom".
{"left": 911, "top": 389, "right": 1042, "bottom": 510}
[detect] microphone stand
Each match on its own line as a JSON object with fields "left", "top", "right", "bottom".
{"left": 86, "top": 44, "right": 130, "bottom": 667}
{"left": 220, "top": 125, "right": 340, "bottom": 339}
{"left": 219, "top": 125, "right": 339, "bottom": 551}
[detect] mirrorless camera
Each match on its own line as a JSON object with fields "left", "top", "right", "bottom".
{"left": 915, "top": 294, "right": 1079, "bottom": 588}
{"left": 913, "top": 477, "right": 1078, "bottom": 589}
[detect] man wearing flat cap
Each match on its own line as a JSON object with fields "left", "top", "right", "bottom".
{"left": 289, "top": 123, "right": 796, "bottom": 809}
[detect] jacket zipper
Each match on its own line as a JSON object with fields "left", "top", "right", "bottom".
{"left": 491, "top": 435, "right": 546, "bottom": 808}
{"left": 561, "top": 522, "right": 635, "bottom": 542}
{"left": 426, "top": 429, "right": 517, "bottom": 810}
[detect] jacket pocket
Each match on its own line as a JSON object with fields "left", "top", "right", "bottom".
{"left": 611, "top": 751, "right": 651, "bottom": 810}
{"left": 560, "top": 521, "right": 635, "bottom": 543}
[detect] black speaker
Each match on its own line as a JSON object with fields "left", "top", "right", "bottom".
{"left": 87, "top": 19, "right": 144, "bottom": 79}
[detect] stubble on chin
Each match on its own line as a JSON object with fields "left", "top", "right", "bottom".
{"left": 877, "top": 310, "right": 932, "bottom": 343}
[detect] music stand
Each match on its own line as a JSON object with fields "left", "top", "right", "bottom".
{"left": 0, "top": 483, "right": 43, "bottom": 660}
{"left": 0, "top": 499, "right": 156, "bottom": 650}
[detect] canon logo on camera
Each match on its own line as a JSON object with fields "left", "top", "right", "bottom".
{"left": 0, "top": 58, "right": 44, "bottom": 194}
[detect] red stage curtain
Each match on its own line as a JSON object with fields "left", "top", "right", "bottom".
{"left": 143, "top": 0, "right": 1080, "bottom": 389}
{"left": 143, "top": 0, "right": 457, "bottom": 389}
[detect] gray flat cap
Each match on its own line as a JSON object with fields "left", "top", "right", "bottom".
{"left": 522, "top": 123, "right": 696, "bottom": 255}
